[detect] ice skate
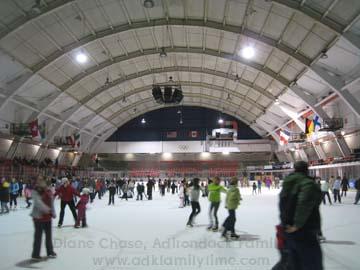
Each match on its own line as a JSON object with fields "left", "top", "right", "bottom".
{"left": 230, "top": 233, "right": 240, "bottom": 240}
{"left": 212, "top": 226, "right": 219, "bottom": 232}
{"left": 48, "top": 252, "right": 57, "bottom": 258}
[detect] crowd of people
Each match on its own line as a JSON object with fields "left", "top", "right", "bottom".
{"left": 0, "top": 167, "right": 359, "bottom": 270}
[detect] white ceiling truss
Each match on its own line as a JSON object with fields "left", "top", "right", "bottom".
{"left": 0, "top": 0, "right": 359, "bottom": 149}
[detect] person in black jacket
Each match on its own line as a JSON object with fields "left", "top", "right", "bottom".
{"left": 340, "top": 174, "right": 350, "bottom": 197}
{"left": 275, "top": 161, "right": 323, "bottom": 270}
{"left": 108, "top": 180, "right": 116, "bottom": 205}
{"left": 146, "top": 179, "right": 154, "bottom": 200}
{"left": 136, "top": 182, "right": 145, "bottom": 200}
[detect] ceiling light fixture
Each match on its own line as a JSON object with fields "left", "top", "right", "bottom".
{"left": 341, "top": 130, "right": 345, "bottom": 136}
{"left": 222, "top": 151, "right": 230, "bottom": 155}
{"left": 274, "top": 99, "right": 280, "bottom": 105}
{"left": 320, "top": 49, "right": 328, "bottom": 59}
{"left": 141, "top": 118, "right": 146, "bottom": 124}
{"left": 218, "top": 118, "right": 224, "bottom": 124}
{"left": 143, "top": 0, "right": 155, "bottom": 8}
{"left": 241, "top": 46, "right": 255, "bottom": 59}
{"left": 76, "top": 52, "right": 88, "bottom": 64}
{"left": 234, "top": 74, "right": 240, "bottom": 83}
{"left": 160, "top": 47, "right": 167, "bottom": 58}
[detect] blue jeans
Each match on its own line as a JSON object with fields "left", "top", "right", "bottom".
{"left": 285, "top": 229, "right": 323, "bottom": 270}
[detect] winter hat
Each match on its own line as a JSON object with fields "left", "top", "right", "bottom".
{"left": 82, "top": 188, "right": 90, "bottom": 194}
{"left": 61, "top": 177, "right": 68, "bottom": 184}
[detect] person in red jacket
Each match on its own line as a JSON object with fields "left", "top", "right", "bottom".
{"left": 30, "top": 176, "right": 57, "bottom": 260}
{"left": 54, "top": 177, "right": 79, "bottom": 228}
{"left": 75, "top": 188, "right": 89, "bottom": 228}
{"left": 94, "top": 179, "right": 102, "bottom": 200}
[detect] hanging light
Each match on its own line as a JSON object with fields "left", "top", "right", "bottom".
{"left": 240, "top": 46, "right": 255, "bottom": 59}
{"left": 320, "top": 49, "right": 328, "bottom": 59}
{"left": 234, "top": 74, "right": 240, "bottom": 83}
{"left": 218, "top": 118, "right": 224, "bottom": 124}
{"left": 274, "top": 99, "right": 280, "bottom": 105}
{"left": 141, "top": 118, "right": 146, "bottom": 124}
{"left": 143, "top": 0, "right": 154, "bottom": 8}
{"left": 160, "top": 47, "right": 167, "bottom": 58}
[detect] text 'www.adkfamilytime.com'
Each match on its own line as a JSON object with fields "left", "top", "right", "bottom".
{"left": 92, "top": 254, "right": 270, "bottom": 268}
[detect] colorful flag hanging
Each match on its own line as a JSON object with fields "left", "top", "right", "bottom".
{"left": 305, "top": 118, "right": 314, "bottom": 134}
{"left": 313, "top": 115, "right": 321, "bottom": 132}
{"left": 279, "top": 130, "right": 290, "bottom": 145}
{"left": 166, "top": 131, "right": 177, "bottom": 138}
{"left": 189, "top": 130, "right": 199, "bottom": 138}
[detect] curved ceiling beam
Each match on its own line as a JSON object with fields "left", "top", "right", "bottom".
{"left": 0, "top": 18, "right": 305, "bottom": 112}
{"left": 49, "top": 81, "right": 263, "bottom": 142}
{"left": 272, "top": 0, "right": 356, "bottom": 34}
{"left": 107, "top": 93, "right": 258, "bottom": 124}
{"left": 95, "top": 81, "right": 266, "bottom": 115}
{"left": 34, "top": 49, "right": 287, "bottom": 135}
{"left": 0, "top": 0, "right": 75, "bottom": 41}
{"left": 61, "top": 60, "right": 278, "bottom": 101}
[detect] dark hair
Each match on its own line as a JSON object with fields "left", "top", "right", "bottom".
{"left": 192, "top": 178, "right": 200, "bottom": 189}
{"left": 294, "top": 161, "right": 308, "bottom": 174}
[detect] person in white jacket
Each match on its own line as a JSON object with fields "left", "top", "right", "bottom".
{"left": 321, "top": 179, "right": 332, "bottom": 205}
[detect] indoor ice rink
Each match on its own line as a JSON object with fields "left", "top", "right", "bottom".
{"left": 0, "top": 0, "right": 360, "bottom": 270}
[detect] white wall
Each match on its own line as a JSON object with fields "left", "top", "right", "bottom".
{"left": 14, "top": 142, "right": 40, "bottom": 159}
{"left": 96, "top": 140, "right": 272, "bottom": 154}
{"left": 0, "top": 138, "right": 13, "bottom": 157}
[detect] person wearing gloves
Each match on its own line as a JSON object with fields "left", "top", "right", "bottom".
{"left": 207, "top": 177, "right": 227, "bottom": 231}
{"left": 222, "top": 177, "right": 242, "bottom": 240}
{"left": 75, "top": 188, "right": 90, "bottom": 228}
{"left": 30, "top": 176, "right": 57, "bottom": 260}
{"left": 54, "top": 177, "right": 79, "bottom": 228}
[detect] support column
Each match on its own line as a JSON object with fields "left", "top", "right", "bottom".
{"left": 334, "top": 133, "right": 352, "bottom": 157}
{"left": 298, "top": 149, "right": 308, "bottom": 162}
{"left": 312, "top": 142, "right": 327, "bottom": 160}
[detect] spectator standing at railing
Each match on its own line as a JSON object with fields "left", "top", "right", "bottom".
{"left": 340, "top": 174, "right": 350, "bottom": 197}
{"left": 0, "top": 178, "right": 10, "bottom": 214}
{"left": 9, "top": 178, "right": 19, "bottom": 210}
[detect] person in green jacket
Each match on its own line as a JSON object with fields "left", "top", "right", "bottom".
{"left": 207, "top": 177, "right": 227, "bottom": 231}
{"left": 222, "top": 177, "right": 242, "bottom": 240}
{"left": 277, "top": 161, "right": 323, "bottom": 270}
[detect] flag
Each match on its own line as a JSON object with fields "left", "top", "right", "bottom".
{"left": 38, "top": 121, "right": 46, "bottom": 140}
{"left": 279, "top": 130, "right": 290, "bottom": 146}
{"left": 73, "top": 133, "right": 80, "bottom": 148}
{"left": 189, "top": 130, "right": 199, "bottom": 138}
{"left": 305, "top": 118, "right": 314, "bottom": 134}
{"left": 313, "top": 115, "right": 321, "bottom": 132}
{"left": 166, "top": 131, "right": 177, "bottom": 138}
{"left": 29, "top": 119, "right": 39, "bottom": 138}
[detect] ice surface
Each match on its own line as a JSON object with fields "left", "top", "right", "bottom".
{"left": 0, "top": 187, "right": 359, "bottom": 270}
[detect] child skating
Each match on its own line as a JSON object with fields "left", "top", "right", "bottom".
{"left": 75, "top": 188, "right": 89, "bottom": 228}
